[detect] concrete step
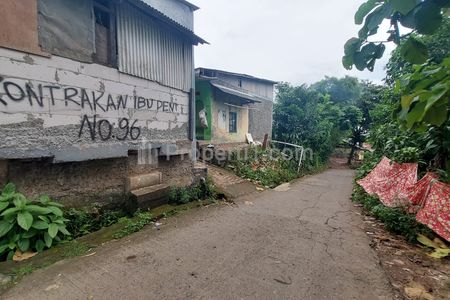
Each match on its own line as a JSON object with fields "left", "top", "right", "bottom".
{"left": 130, "top": 183, "right": 170, "bottom": 210}
{"left": 127, "top": 172, "right": 162, "bottom": 191}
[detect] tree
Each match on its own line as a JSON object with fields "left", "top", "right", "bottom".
{"left": 385, "top": 17, "right": 450, "bottom": 86}
{"left": 311, "top": 76, "right": 363, "bottom": 105}
{"left": 273, "top": 83, "right": 343, "bottom": 164}
{"left": 341, "top": 106, "right": 365, "bottom": 164}
{"left": 344, "top": 0, "right": 450, "bottom": 178}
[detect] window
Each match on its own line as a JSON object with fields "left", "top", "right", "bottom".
{"left": 94, "top": 0, "right": 116, "bottom": 66}
{"left": 229, "top": 112, "right": 237, "bottom": 133}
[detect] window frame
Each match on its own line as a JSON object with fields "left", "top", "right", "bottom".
{"left": 229, "top": 111, "right": 237, "bottom": 133}
{"left": 93, "top": 0, "right": 117, "bottom": 67}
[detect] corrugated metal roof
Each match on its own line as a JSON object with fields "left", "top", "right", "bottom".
{"left": 210, "top": 81, "right": 263, "bottom": 103}
{"left": 196, "top": 68, "right": 278, "bottom": 84}
{"left": 128, "top": 0, "right": 207, "bottom": 45}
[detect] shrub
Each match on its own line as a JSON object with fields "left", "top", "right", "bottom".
{"left": 65, "top": 208, "right": 126, "bottom": 239}
{"left": 226, "top": 148, "right": 299, "bottom": 188}
{"left": 352, "top": 186, "right": 432, "bottom": 242}
{"left": 0, "top": 183, "right": 70, "bottom": 261}
{"left": 169, "top": 177, "right": 217, "bottom": 205}
{"left": 113, "top": 211, "right": 153, "bottom": 239}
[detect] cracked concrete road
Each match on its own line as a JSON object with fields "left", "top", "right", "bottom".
{"left": 2, "top": 169, "right": 394, "bottom": 300}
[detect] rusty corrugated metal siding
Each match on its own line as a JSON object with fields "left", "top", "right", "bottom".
{"left": 117, "top": 1, "right": 193, "bottom": 92}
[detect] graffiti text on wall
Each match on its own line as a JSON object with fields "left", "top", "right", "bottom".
{"left": 0, "top": 78, "right": 187, "bottom": 141}
{"left": 79, "top": 115, "right": 141, "bottom": 141}
{"left": 0, "top": 79, "right": 185, "bottom": 114}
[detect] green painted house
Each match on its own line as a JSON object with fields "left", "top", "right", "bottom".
{"left": 195, "top": 68, "right": 276, "bottom": 145}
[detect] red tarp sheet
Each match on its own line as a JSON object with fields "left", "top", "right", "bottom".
{"left": 358, "top": 157, "right": 450, "bottom": 242}
{"left": 357, "top": 157, "right": 418, "bottom": 207}
{"left": 405, "top": 172, "right": 439, "bottom": 213}
{"left": 416, "top": 181, "right": 450, "bottom": 242}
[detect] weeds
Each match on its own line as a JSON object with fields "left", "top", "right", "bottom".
{"left": 226, "top": 147, "right": 300, "bottom": 188}
{"left": 169, "top": 177, "right": 217, "bottom": 205}
{"left": 352, "top": 185, "right": 432, "bottom": 242}
{"left": 113, "top": 212, "right": 153, "bottom": 239}
{"left": 65, "top": 208, "right": 127, "bottom": 238}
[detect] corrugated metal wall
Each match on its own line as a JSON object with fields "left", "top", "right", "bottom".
{"left": 117, "top": 2, "right": 193, "bottom": 92}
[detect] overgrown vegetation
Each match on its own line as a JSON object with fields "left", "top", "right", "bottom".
{"left": 65, "top": 208, "right": 126, "bottom": 239}
{"left": 0, "top": 184, "right": 71, "bottom": 261}
{"left": 352, "top": 180, "right": 432, "bottom": 243}
{"left": 226, "top": 147, "right": 299, "bottom": 188}
{"left": 113, "top": 211, "right": 153, "bottom": 239}
{"left": 344, "top": 1, "right": 450, "bottom": 245}
{"left": 168, "top": 177, "right": 218, "bottom": 205}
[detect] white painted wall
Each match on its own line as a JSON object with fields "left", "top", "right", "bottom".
{"left": 0, "top": 47, "right": 190, "bottom": 161}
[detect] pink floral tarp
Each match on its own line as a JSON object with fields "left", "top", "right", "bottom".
{"left": 416, "top": 181, "right": 450, "bottom": 242}
{"left": 357, "top": 157, "right": 418, "bottom": 207}
{"left": 405, "top": 172, "right": 439, "bottom": 213}
{"left": 357, "top": 157, "right": 450, "bottom": 242}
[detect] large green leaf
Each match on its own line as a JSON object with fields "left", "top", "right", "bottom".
{"left": 355, "top": 0, "right": 380, "bottom": 24}
{"left": 391, "top": 0, "right": 417, "bottom": 15}
{"left": 400, "top": 37, "right": 429, "bottom": 64}
{"left": 344, "top": 38, "right": 361, "bottom": 56}
{"left": 22, "top": 229, "right": 37, "bottom": 239}
{"left": 0, "top": 201, "right": 9, "bottom": 212}
{"left": 35, "top": 239, "right": 45, "bottom": 252}
{"left": 13, "top": 195, "right": 27, "bottom": 209}
{"left": 406, "top": 101, "right": 427, "bottom": 129}
{"left": 31, "top": 220, "right": 49, "bottom": 230}
{"left": 17, "top": 238, "right": 30, "bottom": 252}
{"left": 25, "top": 205, "right": 51, "bottom": 215}
{"left": 415, "top": 1, "right": 443, "bottom": 34}
{"left": 1, "top": 207, "right": 20, "bottom": 217}
{"left": 1, "top": 183, "right": 15, "bottom": 196}
{"left": 17, "top": 211, "right": 33, "bottom": 231}
{"left": 0, "top": 244, "right": 9, "bottom": 254}
{"left": 43, "top": 232, "right": 53, "bottom": 248}
{"left": 47, "top": 206, "right": 63, "bottom": 217}
{"left": 0, "top": 220, "right": 13, "bottom": 238}
{"left": 48, "top": 223, "right": 59, "bottom": 238}
{"left": 58, "top": 224, "right": 71, "bottom": 236}
{"left": 353, "top": 52, "right": 367, "bottom": 71}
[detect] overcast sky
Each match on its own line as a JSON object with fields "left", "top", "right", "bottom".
{"left": 190, "top": 0, "right": 395, "bottom": 85}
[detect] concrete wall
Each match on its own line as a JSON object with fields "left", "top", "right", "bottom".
{"left": 248, "top": 99, "right": 273, "bottom": 141}
{"left": 2, "top": 153, "right": 194, "bottom": 208}
{"left": 0, "top": 47, "right": 195, "bottom": 207}
{"left": 0, "top": 47, "right": 190, "bottom": 162}
{"left": 211, "top": 97, "right": 249, "bottom": 144}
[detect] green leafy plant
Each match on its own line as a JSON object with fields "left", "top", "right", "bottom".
{"left": 65, "top": 208, "right": 126, "bottom": 239}
{"left": 352, "top": 185, "right": 433, "bottom": 242}
{"left": 113, "top": 211, "right": 153, "bottom": 239}
{"left": 0, "top": 183, "right": 70, "bottom": 261}
{"left": 168, "top": 178, "right": 218, "bottom": 205}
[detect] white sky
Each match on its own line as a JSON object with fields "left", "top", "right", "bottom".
{"left": 190, "top": 0, "right": 395, "bottom": 85}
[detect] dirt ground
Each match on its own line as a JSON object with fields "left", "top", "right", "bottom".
{"left": 357, "top": 210, "right": 450, "bottom": 300}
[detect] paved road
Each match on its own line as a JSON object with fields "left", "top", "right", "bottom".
{"left": 3, "top": 169, "right": 394, "bottom": 299}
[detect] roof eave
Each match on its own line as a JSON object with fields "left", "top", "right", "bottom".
{"left": 128, "top": 0, "right": 207, "bottom": 45}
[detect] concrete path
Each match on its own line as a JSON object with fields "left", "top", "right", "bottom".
{"left": 2, "top": 169, "right": 394, "bottom": 300}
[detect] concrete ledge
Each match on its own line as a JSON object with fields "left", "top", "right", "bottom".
{"left": 130, "top": 183, "right": 170, "bottom": 210}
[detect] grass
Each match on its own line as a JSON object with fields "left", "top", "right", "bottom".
{"left": 225, "top": 147, "right": 325, "bottom": 188}
{"left": 352, "top": 185, "right": 433, "bottom": 242}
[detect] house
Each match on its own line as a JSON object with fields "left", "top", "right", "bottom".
{"left": 0, "top": 0, "right": 206, "bottom": 208}
{"left": 195, "top": 68, "right": 277, "bottom": 147}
